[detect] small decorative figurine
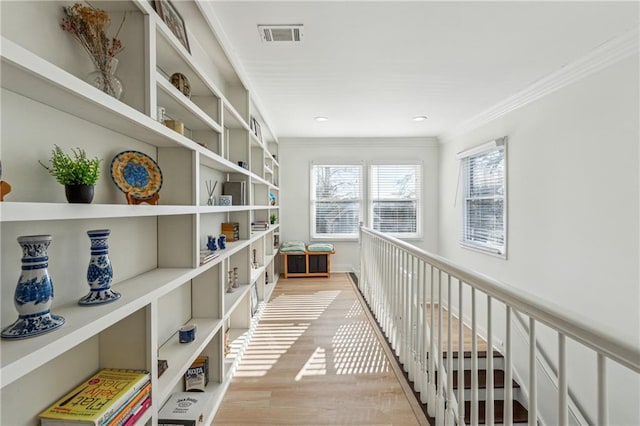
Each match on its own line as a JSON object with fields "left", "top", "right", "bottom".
{"left": 207, "top": 235, "right": 217, "bottom": 251}
{"left": 232, "top": 267, "right": 239, "bottom": 289}
{"left": 252, "top": 249, "right": 259, "bottom": 269}
{"left": 217, "top": 234, "right": 226, "bottom": 250}
{"left": 226, "top": 270, "right": 234, "bottom": 293}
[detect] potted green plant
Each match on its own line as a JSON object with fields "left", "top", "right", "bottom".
{"left": 270, "top": 213, "right": 277, "bottom": 225}
{"left": 40, "top": 145, "right": 102, "bottom": 203}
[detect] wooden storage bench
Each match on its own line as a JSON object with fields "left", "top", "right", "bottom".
{"left": 282, "top": 250, "right": 335, "bottom": 278}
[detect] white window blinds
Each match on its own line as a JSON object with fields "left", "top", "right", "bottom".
{"left": 311, "top": 164, "right": 363, "bottom": 239}
{"left": 369, "top": 164, "right": 421, "bottom": 238}
{"left": 460, "top": 139, "right": 506, "bottom": 256}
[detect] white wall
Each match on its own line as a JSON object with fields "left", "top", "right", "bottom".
{"left": 438, "top": 55, "right": 639, "bottom": 425}
{"left": 279, "top": 138, "right": 439, "bottom": 272}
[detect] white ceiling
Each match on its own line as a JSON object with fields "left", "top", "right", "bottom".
{"left": 209, "top": 1, "right": 639, "bottom": 139}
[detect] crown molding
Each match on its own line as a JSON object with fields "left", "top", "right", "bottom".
{"left": 440, "top": 25, "right": 639, "bottom": 143}
{"left": 280, "top": 137, "right": 440, "bottom": 148}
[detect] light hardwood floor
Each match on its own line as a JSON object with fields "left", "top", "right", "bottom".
{"left": 213, "top": 274, "right": 429, "bottom": 425}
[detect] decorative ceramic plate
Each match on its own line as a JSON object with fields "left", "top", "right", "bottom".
{"left": 110, "top": 151, "right": 163, "bottom": 200}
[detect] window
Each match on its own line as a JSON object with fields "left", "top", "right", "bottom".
{"left": 459, "top": 138, "right": 507, "bottom": 256}
{"left": 369, "top": 164, "right": 421, "bottom": 238}
{"left": 311, "top": 164, "right": 363, "bottom": 239}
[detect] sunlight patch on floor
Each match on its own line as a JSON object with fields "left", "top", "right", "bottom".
{"left": 295, "top": 346, "right": 327, "bottom": 381}
{"left": 235, "top": 290, "right": 340, "bottom": 377}
{"left": 333, "top": 320, "right": 389, "bottom": 375}
{"left": 345, "top": 300, "right": 364, "bottom": 318}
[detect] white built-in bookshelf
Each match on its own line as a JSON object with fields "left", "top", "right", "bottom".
{"left": 0, "top": 1, "right": 280, "bottom": 424}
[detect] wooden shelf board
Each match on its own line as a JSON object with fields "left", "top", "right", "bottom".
{"left": 157, "top": 317, "right": 223, "bottom": 403}
{"left": 0, "top": 202, "right": 197, "bottom": 223}
{"left": 156, "top": 72, "right": 222, "bottom": 132}
{"left": 155, "top": 18, "right": 221, "bottom": 98}
{"left": 1, "top": 37, "right": 236, "bottom": 179}
{"left": 223, "top": 284, "right": 251, "bottom": 317}
{"left": 222, "top": 102, "right": 249, "bottom": 130}
{"left": 1, "top": 267, "right": 195, "bottom": 388}
{"left": 250, "top": 265, "right": 266, "bottom": 284}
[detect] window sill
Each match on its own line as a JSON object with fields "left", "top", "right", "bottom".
{"left": 311, "top": 236, "right": 358, "bottom": 242}
{"left": 460, "top": 241, "right": 507, "bottom": 260}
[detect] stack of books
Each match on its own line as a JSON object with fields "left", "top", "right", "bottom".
{"left": 221, "top": 222, "right": 239, "bottom": 242}
{"left": 39, "top": 368, "right": 151, "bottom": 426}
{"left": 158, "top": 392, "right": 208, "bottom": 426}
{"left": 199, "top": 250, "right": 220, "bottom": 265}
{"left": 251, "top": 221, "right": 269, "bottom": 231}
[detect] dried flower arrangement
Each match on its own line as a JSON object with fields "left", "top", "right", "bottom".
{"left": 60, "top": 2, "right": 126, "bottom": 97}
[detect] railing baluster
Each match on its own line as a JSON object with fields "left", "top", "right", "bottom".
{"left": 437, "top": 270, "right": 445, "bottom": 424}
{"left": 408, "top": 255, "right": 416, "bottom": 382}
{"left": 416, "top": 259, "right": 423, "bottom": 395}
{"left": 529, "top": 318, "right": 537, "bottom": 426}
{"left": 486, "top": 296, "right": 494, "bottom": 426}
{"left": 558, "top": 333, "right": 567, "bottom": 426}
{"left": 404, "top": 251, "right": 409, "bottom": 370}
{"left": 446, "top": 274, "right": 455, "bottom": 425}
{"left": 411, "top": 257, "right": 422, "bottom": 384}
{"left": 458, "top": 280, "right": 465, "bottom": 426}
{"left": 471, "top": 288, "right": 478, "bottom": 426}
{"left": 421, "top": 260, "right": 429, "bottom": 404}
{"left": 400, "top": 248, "right": 405, "bottom": 359}
{"left": 391, "top": 246, "right": 398, "bottom": 351}
{"left": 428, "top": 266, "right": 436, "bottom": 415}
{"left": 598, "top": 353, "right": 608, "bottom": 425}
{"left": 504, "top": 306, "right": 513, "bottom": 426}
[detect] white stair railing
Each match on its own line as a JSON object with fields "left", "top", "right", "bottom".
{"left": 359, "top": 226, "right": 640, "bottom": 426}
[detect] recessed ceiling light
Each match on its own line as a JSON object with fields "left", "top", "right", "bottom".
{"left": 314, "top": 116, "right": 329, "bottom": 122}
{"left": 412, "top": 116, "right": 428, "bottom": 122}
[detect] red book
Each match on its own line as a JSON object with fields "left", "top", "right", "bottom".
{"left": 122, "top": 397, "right": 151, "bottom": 426}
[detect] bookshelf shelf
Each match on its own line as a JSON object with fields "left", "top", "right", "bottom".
{"left": 0, "top": 1, "right": 280, "bottom": 424}
{"left": 157, "top": 318, "right": 224, "bottom": 403}
{"left": 223, "top": 284, "right": 251, "bottom": 318}
{"left": 0, "top": 202, "right": 198, "bottom": 222}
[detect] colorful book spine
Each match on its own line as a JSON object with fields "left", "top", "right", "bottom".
{"left": 39, "top": 369, "right": 150, "bottom": 426}
{"left": 104, "top": 381, "right": 151, "bottom": 426}
{"left": 122, "top": 397, "right": 151, "bottom": 426}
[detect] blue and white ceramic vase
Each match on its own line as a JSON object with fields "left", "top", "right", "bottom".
{"left": 1, "top": 235, "right": 65, "bottom": 339}
{"left": 79, "top": 229, "right": 120, "bottom": 305}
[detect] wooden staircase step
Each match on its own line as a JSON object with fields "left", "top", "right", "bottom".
{"left": 450, "top": 369, "right": 520, "bottom": 389}
{"left": 464, "top": 400, "right": 528, "bottom": 424}
{"left": 441, "top": 350, "right": 503, "bottom": 359}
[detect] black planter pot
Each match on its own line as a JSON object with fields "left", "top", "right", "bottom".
{"left": 65, "top": 184, "right": 95, "bottom": 203}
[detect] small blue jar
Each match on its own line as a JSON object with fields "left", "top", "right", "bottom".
{"left": 207, "top": 235, "right": 217, "bottom": 251}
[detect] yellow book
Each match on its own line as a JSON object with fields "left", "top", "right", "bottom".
{"left": 39, "top": 368, "right": 150, "bottom": 426}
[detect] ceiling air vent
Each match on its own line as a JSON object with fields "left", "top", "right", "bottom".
{"left": 258, "top": 25, "right": 304, "bottom": 43}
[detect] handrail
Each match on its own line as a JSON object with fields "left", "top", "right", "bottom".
{"left": 361, "top": 226, "right": 640, "bottom": 373}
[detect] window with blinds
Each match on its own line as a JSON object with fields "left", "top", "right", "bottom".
{"left": 311, "top": 164, "right": 363, "bottom": 239}
{"left": 369, "top": 164, "right": 421, "bottom": 238}
{"left": 461, "top": 141, "right": 506, "bottom": 256}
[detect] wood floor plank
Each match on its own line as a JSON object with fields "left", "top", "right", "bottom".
{"left": 213, "top": 274, "right": 428, "bottom": 425}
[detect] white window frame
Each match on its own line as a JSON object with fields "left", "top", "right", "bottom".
{"left": 310, "top": 162, "right": 363, "bottom": 240}
{"left": 368, "top": 162, "right": 422, "bottom": 239}
{"left": 457, "top": 138, "right": 507, "bottom": 258}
